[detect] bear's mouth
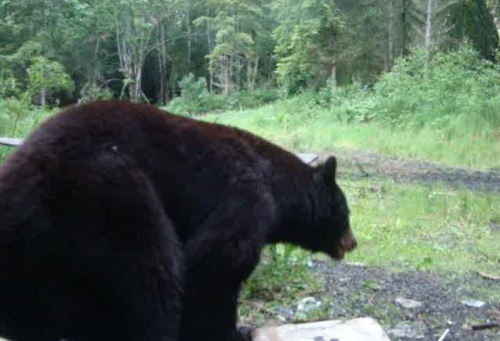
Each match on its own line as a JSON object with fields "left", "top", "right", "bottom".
{"left": 332, "top": 232, "right": 358, "bottom": 260}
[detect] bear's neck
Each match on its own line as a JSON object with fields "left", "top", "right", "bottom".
{"left": 266, "top": 170, "right": 316, "bottom": 244}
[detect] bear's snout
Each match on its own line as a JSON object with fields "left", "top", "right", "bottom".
{"left": 341, "top": 231, "right": 357, "bottom": 252}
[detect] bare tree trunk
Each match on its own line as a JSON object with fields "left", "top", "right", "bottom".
{"left": 235, "top": 55, "right": 241, "bottom": 91}
{"left": 247, "top": 55, "right": 259, "bottom": 90}
{"left": 488, "top": 0, "right": 500, "bottom": 47}
{"left": 388, "top": 0, "right": 395, "bottom": 67}
{"left": 223, "top": 55, "right": 230, "bottom": 95}
{"left": 252, "top": 55, "right": 259, "bottom": 89}
{"left": 425, "top": 0, "right": 434, "bottom": 70}
{"left": 401, "top": 0, "right": 409, "bottom": 56}
{"left": 157, "top": 23, "right": 168, "bottom": 104}
{"left": 131, "top": 66, "right": 142, "bottom": 103}
{"left": 187, "top": 5, "right": 192, "bottom": 66}
{"left": 206, "top": 12, "right": 214, "bottom": 93}
{"left": 115, "top": 6, "right": 158, "bottom": 103}
{"left": 329, "top": 63, "right": 337, "bottom": 93}
{"left": 40, "top": 88, "right": 46, "bottom": 107}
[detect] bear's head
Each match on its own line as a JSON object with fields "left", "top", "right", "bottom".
{"left": 299, "top": 156, "right": 357, "bottom": 260}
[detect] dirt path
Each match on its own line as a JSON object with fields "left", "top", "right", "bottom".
{"left": 317, "top": 148, "right": 500, "bottom": 192}
{"left": 311, "top": 149, "right": 500, "bottom": 340}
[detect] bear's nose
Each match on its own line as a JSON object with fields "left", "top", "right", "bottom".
{"left": 341, "top": 233, "right": 357, "bottom": 252}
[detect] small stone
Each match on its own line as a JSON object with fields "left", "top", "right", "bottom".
{"left": 389, "top": 321, "right": 427, "bottom": 339}
{"left": 274, "top": 306, "right": 294, "bottom": 320}
{"left": 395, "top": 297, "right": 423, "bottom": 309}
{"left": 297, "top": 297, "right": 322, "bottom": 312}
{"left": 461, "top": 299, "right": 486, "bottom": 308}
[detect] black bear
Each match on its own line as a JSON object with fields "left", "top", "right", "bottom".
{"left": 0, "top": 100, "right": 357, "bottom": 341}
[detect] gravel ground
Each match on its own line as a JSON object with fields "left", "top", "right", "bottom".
{"left": 315, "top": 261, "right": 500, "bottom": 341}
{"left": 320, "top": 148, "right": 500, "bottom": 192}
{"left": 312, "top": 149, "right": 500, "bottom": 340}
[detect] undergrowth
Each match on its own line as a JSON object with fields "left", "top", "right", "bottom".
{"left": 203, "top": 45, "right": 500, "bottom": 169}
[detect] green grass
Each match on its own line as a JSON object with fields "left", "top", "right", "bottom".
{"left": 239, "top": 245, "right": 325, "bottom": 326}
{"left": 202, "top": 101, "right": 500, "bottom": 170}
{"left": 342, "top": 178, "right": 500, "bottom": 275}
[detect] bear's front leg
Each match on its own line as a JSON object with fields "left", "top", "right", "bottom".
{"left": 181, "top": 286, "right": 254, "bottom": 341}
{"left": 179, "top": 190, "right": 275, "bottom": 341}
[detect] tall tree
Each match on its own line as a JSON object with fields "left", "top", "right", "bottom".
{"left": 272, "top": 0, "right": 343, "bottom": 93}
{"left": 195, "top": 0, "right": 264, "bottom": 94}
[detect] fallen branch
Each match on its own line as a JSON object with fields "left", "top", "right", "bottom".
{"left": 471, "top": 322, "right": 500, "bottom": 331}
{"left": 477, "top": 271, "right": 500, "bottom": 281}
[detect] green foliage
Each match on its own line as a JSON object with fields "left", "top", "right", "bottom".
{"left": 0, "top": 98, "right": 53, "bottom": 137}
{"left": 272, "top": 0, "right": 343, "bottom": 93}
{"left": 79, "top": 83, "right": 114, "bottom": 103}
{"left": 241, "top": 244, "right": 319, "bottom": 301}
{"left": 0, "top": 40, "right": 74, "bottom": 105}
{"left": 225, "top": 88, "right": 280, "bottom": 110}
{"left": 203, "top": 47, "right": 500, "bottom": 169}
{"left": 167, "top": 73, "right": 225, "bottom": 115}
{"left": 373, "top": 45, "right": 500, "bottom": 130}
{"left": 27, "top": 56, "right": 75, "bottom": 104}
{"left": 167, "top": 73, "right": 279, "bottom": 115}
{"left": 239, "top": 244, "right": 324, "bottom": 325}
{"left": 2, "top": 0, "right": 499, "bottom": 104}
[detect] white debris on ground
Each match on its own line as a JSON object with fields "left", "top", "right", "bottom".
{"left": 254, "top": 317, "right": 391, "bottom": 341}
{"left": 395, "top": 297, "right": 423, "bottom": 309}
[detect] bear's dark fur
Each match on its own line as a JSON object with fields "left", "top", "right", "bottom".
{"left": 0, "top": 100, "right": 356, "bottom": 341}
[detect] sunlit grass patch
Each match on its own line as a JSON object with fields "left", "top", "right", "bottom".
{"left": 201, "top": 100, "right": 500, "bottom": 170}
{"left": 342, "top": 179, "right": 500, "bottom": 275}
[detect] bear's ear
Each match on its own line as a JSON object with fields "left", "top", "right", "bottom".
{"left": 323, "top": 156, "right": 337, "bottom": 181}
{"left": 314, "top": 156, "right": 337, "bottom": 183}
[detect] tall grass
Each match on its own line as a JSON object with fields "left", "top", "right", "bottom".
{"left": 0, "top": 98, "right": 55, "bottom": 161}
{"left": 203, "top": 46, "right": 500, "bottom": 169}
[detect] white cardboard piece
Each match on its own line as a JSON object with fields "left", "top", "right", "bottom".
{"left": 254, "top": 317, "right": 391, "bottom": 341}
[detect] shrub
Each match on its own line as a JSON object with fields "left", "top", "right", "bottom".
{"left": 167, "top": 73, "right": 280, "bottom": 116}
{"left": 372, "top": 45, "right": 500, "bottom": 131}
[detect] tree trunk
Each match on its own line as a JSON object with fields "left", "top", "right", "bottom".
{"left": 157, "top": 23, "right": 168, "bottom": 105}
{"left": 388, "top": 0, "right": 395, "bottom": 67}
{"left": 425, "top": 0, "right": 434, "bottom": 70}
{"left": 247, "top": 55, "right": 259, "bottom": 90}
{"left": 206, "top": 12, "right": 214, "bottom": 93}
{"left": 488, "top": 1, "right": 500, "bottom": 47}
{"left": 252, "top": 55, "right": 259, "bottom": 89}
{"left": 187, "top": 5, "right": 192, "bottom": 67}
{"left": 401, "top": 0, "right": 409, "bottom": 56}
{"left": 223, "top": 55, "right": 230, "bottom": 95}
{"left": 329, "top": 63, "right": 337, "bottom": 93}
{"left": 40, "top": 87, "right": 46, "bottom": 107}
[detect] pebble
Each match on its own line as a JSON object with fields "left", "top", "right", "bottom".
{"left": 395, "top": 297, "right": 423, "bottom": 309}
{"left": 460, "top": 299, "right": 486, "bottom": 308}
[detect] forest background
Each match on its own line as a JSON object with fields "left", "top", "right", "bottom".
{"left": 0, "top": 0, "right": 498, "bottom": 107}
